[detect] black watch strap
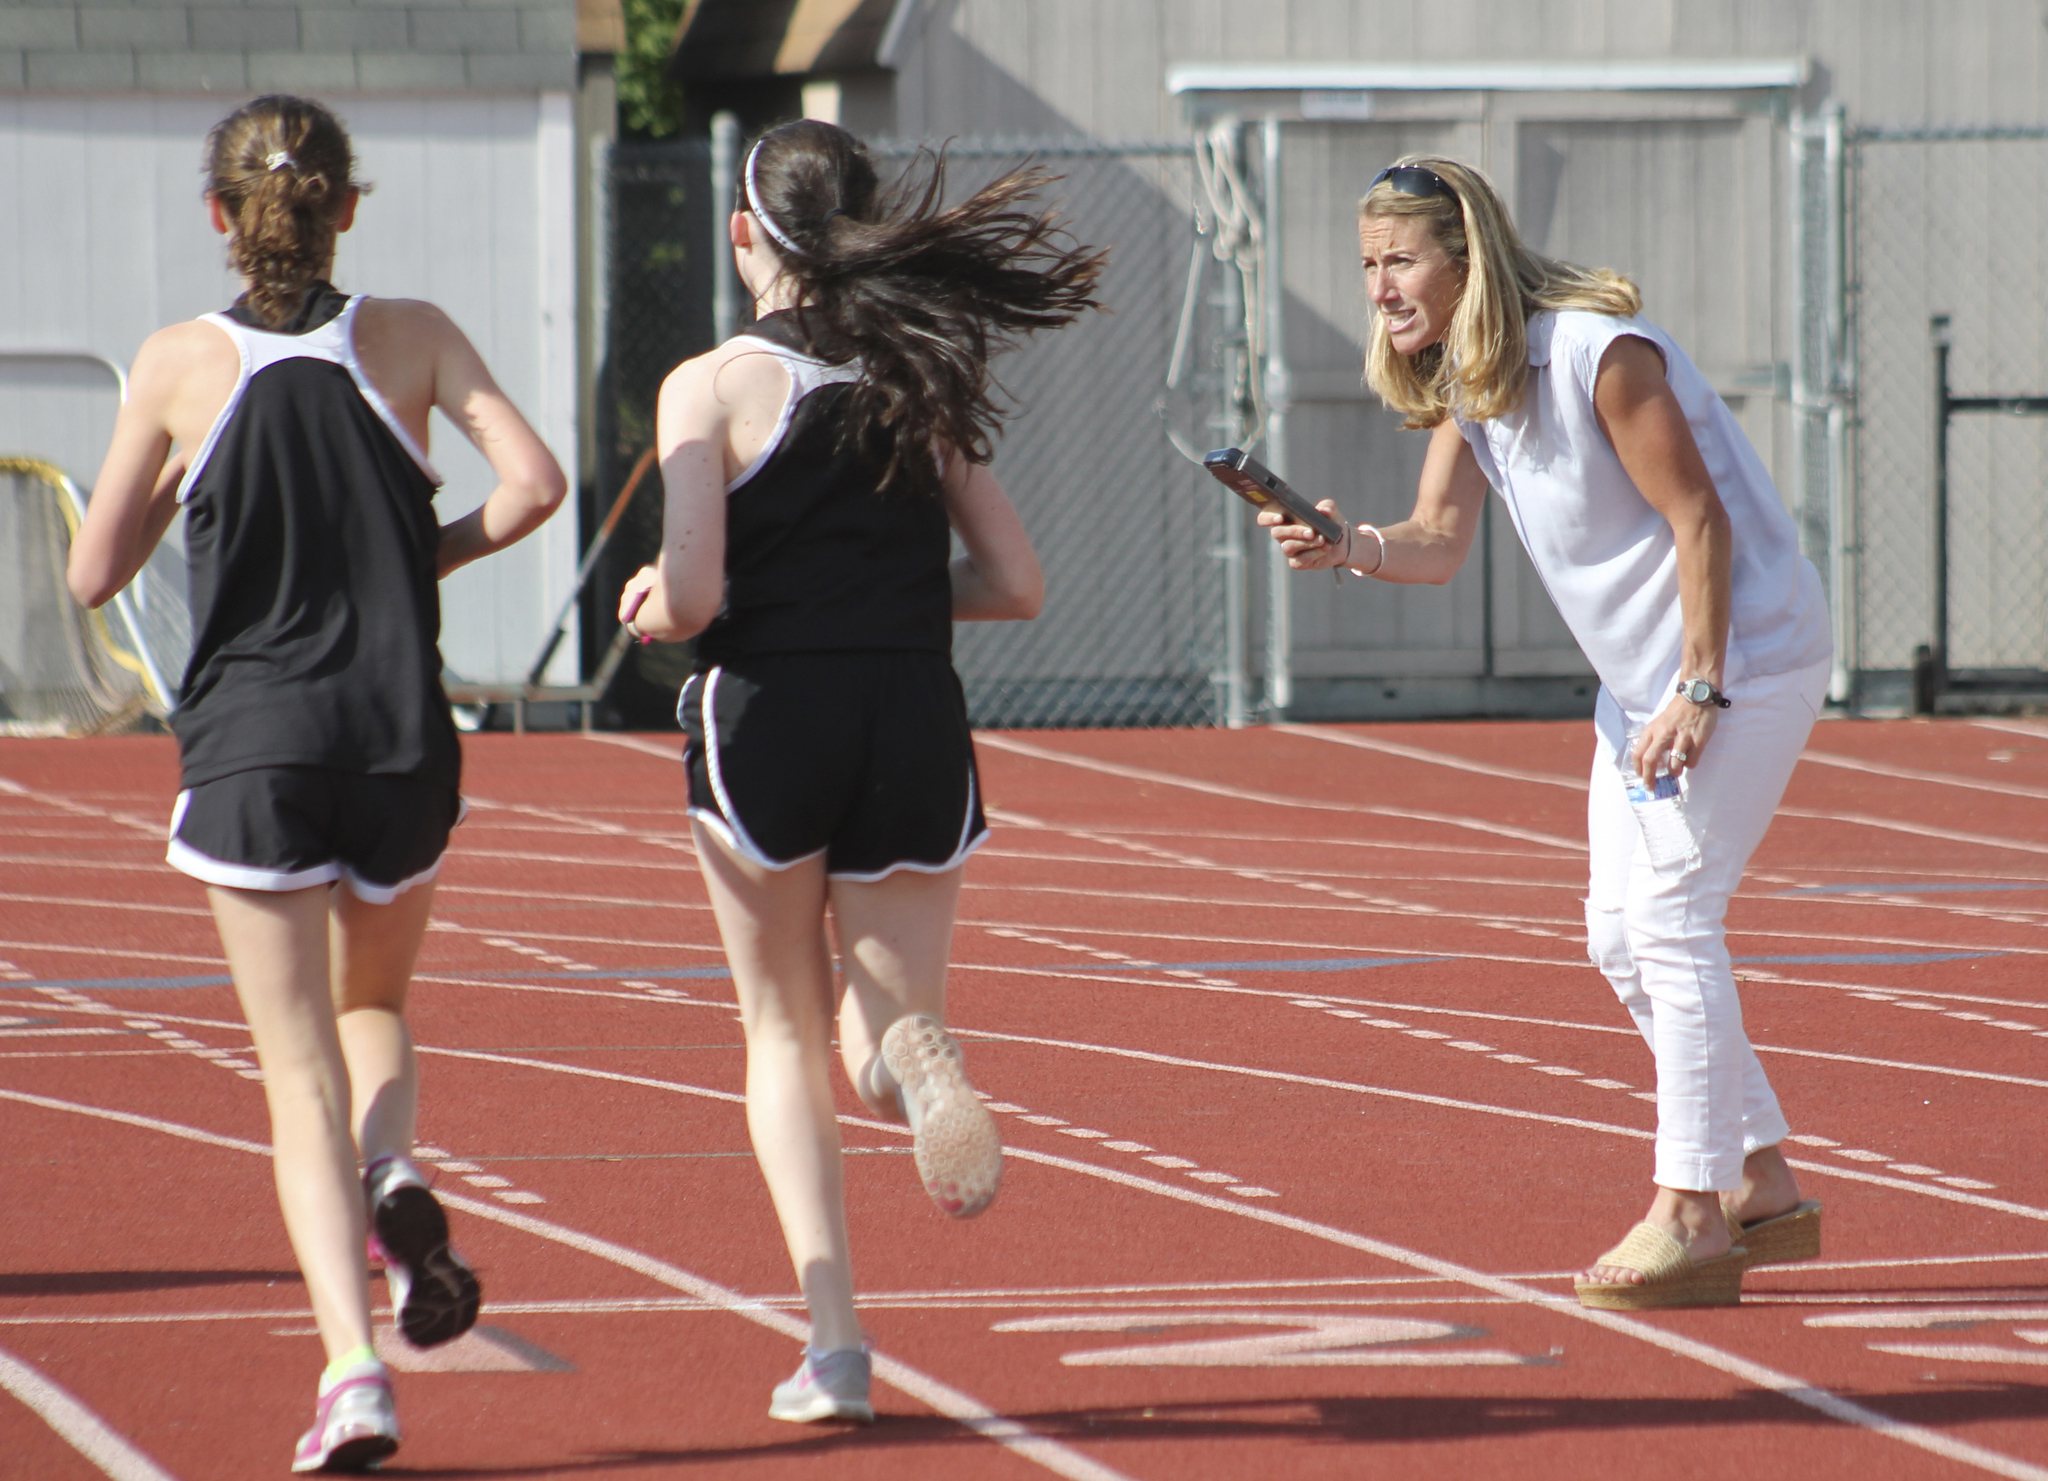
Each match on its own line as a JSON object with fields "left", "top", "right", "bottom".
{"left": 1676, "top": 677, "right": 1731, "bottom": 709}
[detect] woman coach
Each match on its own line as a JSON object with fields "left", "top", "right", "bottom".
{"left": 1261, "top": 155, "right": 1832, "bottom": 1309}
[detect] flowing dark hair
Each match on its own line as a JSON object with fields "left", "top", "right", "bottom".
{"left": 740, "top": 120, "right": 1108, "bottom": 498}
{"left": 204, "top": 95, "right": 364, "bottom": 329}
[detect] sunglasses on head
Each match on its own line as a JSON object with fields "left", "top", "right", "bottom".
{"left": 1370, "top": 164, "right": 1456, "bottom": 202}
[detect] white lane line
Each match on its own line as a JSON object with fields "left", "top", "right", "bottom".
{"left": 0, "top": 775, "right": 164, "bottom": 839}
{"left": 47, "top": 1000, "right": 2018, "bottom": 1479}
{"left": 407, "top": 1047, "right": 2048, "bottom": 1347}
{"left": 10, "top": 1037, "right": 2046, "bottom": 1475}
{"left": 463, "top": 796, "right": 691, "bottom": 852}
{"left": 14, "top": 1251, "right": 2048, "bottom": 1327}
{"left": 997, "top": 1145, "right": 2048, "bottom": 1478}
{"left": 1800, "top": 750, "right": 2048, "bottom": 802}
{"left": 583, "top": 732, "right": 679, "bottom": 762}
{"left": 0, "top": 1344, "right": 179, "bottom": 1481}
{"left": 435, "top": 1195, "right": 1129, "bottom": 1481}
{"left": 7, "top": 944, "right": 2044, "bottom": 1109}
{"left": 973, "top": 734, "right": 1585, "bottom": 852}
{"left": 949, "top": 1028, "right": 2048, "bottom": 1228}
{"left": 1276, "top": 720, "right": 2048, "bottom": 827}
{"left": 0, "top": 1087, "right": 1128, "bottom": 1481}
{"left": 1273, "top": 724, "right": 1584, "bottom": 790}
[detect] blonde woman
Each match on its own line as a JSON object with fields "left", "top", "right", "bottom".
{"left": 1262, "top": 156, "right": 1831, "bottom": 1310}
{"left": 70, "top": 94, "right": 565, "bottom": 1468}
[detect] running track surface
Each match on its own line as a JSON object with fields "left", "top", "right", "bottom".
{"left": 2, "top": 716, "right": 2046, "bottom": 1481}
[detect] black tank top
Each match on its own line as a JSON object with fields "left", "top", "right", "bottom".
{"left": 170, "top": 286, "right": 459, "bottom": 791}
{"left": 693, "top": 311, "right": 953, "bottom": 664}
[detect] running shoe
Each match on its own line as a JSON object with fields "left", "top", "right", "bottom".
{"left": 291, "top": 1362, "right": 399, "bottom": 1473}
{"left": 767, "top": 1346, "right": 874, "bottom": 1424}
{"left": 880, "top": 1014, "right": 1001, "bottom": 1218}
{"left": 363, "top": 1154, "right": 481, "bottom": 1348}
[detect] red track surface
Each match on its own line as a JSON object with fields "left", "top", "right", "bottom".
{"left": 2, "top": 716, "right": 2046, "bottom": 1480}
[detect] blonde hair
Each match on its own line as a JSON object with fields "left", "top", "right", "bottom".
{"left": 1361, "top": 155, "right": 1640, "bottom": 427}
{"left": 204, "top": 96, "right": 364, "bottom": 329}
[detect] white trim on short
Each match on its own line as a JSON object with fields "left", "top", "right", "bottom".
{"left": 826, "top": 765, "right": 988, "bottom": 883}
{"left": 343, "top": 856, "right": 444, "bottom": 904}
{"left": 164, "top": 787, "right": 459, "bottom": 902}
{"left": 167, "top": 832, "right": 341, "bottom": 893}
{"left": 684, "top": 804, "right": 827, "bottom": 873}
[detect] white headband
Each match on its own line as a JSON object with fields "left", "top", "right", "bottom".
{"left": 743, "top": 139, "right": 804, "bottom": 257}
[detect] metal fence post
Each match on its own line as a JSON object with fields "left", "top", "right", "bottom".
{"left": 1924, "top": 312, "right": 1952, "bottom": 711}
{"left": 1822, "top": 106, "right": 1853, "bottom": 706}
{"left": 1214, "top": 142, "right": 1251, "bottom": 730}
{"left": 710, "top": 113, "right": 741, "bottom": 342}
{"left": 1259, "top": 116, "right": 1293, "bottom": 719}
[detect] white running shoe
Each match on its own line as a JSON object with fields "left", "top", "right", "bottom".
{"left": 880, "top": 1014, "right": 1001, "bottom": 1218}
{"left": 291, "top": 1361, "right": 399, "bottom": 1473}
{"left": 767, "top": 1346, "right": 874, "bottom": 1424}
{"left": 363, "top": 1154, "right": 481, "bottom": 1348}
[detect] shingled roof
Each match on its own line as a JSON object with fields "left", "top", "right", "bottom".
{"left": 0, "top": 0, "right": 619, "bottom": 94}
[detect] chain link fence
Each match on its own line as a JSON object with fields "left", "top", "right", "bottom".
{"left": 1845, "top": 127, "right": 2048, "bottom": 696}
{"left": 598, "top": 136, "right": 1234, "bottom": 729}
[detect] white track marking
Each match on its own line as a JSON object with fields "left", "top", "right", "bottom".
{"left": 11, "top": 1060, "right": 2046, "bottom": 1475}
{"left": 0, "top": 940, "right": 220, "bottom": 967}
{"left": 1775, "top": 807, "right": 2048, "bottom": 859}
{"left": 1278, "top": 718, "right": 2048, "bottom": 811}
{"left": 434, "top": 1195, "right": 1131, "bottom": 1481}
{"left": 1974, "top": 719, "right": 2048, "bottom": 740}
{"left": 947, "top": 953, "right": 2048, "bottom": 1097}
{"left": 14, "top": 1255, "right": 2048, "bottom": 1327}
{"left": 583, "top": 732, "right": 682, "bottom": 761}
{"left": 17, "top": 1069, "right": 2039, "bottom": 1472}
{"left": 1274, "top": 723, "right": 1584, "bottom": 789}
{"left": 418, "top": 1037, "right": 2048, "bottom": 1248}
{"left": 1811, "top": 1309, "right": 2048, "bottom": 1328}
{"left": 1800, "top": 749, "right": 2048, "bottom": 801}
{"left": 990, "top": 1146, "right": 2048, "bottom": 1479}
{"left": 1094, "top": 726, "right": 2048, "bottom": 860}
{"left": 0, "top": 1088, "right": 1128, "bottom": 1481}
{"left": 0, "top": 775, "right": 163, "bottom": 838}
{"left": 463, "top": 796, "right": 691, "bottom": 852}
{"left": 992, "top": 1312, "right": 1530, "bottom": 1368}
{"left": 0, "top": 1344, "right": 179, "bottom": 1481}
{"left": 954, "top": 1027, "right": 2048, "bottom": 1226}
{"left": 973, "top": 734, "right": 1585, "bottom": 851}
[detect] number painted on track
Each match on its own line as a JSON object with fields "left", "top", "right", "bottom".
{"left": 993, "top": 1311, "right": 1535, "bottom": 1368}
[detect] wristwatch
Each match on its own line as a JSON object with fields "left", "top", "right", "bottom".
{"left": 1676, "top": 677, "right": 1732, "bottom": 709}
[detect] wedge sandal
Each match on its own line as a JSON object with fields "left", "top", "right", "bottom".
{"left": 1574, "top": 1222, "right": 1748, "bottom": 1310}
{"left": 1725, "top": 1199, "right": 1823, "bottom": 1267}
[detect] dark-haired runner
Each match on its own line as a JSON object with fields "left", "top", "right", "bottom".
{"left": 620, "top": 119, "right": 1105, "bottom": 1422}
{"left": 69, "top": 94, "right": 565, "bottom": 1471}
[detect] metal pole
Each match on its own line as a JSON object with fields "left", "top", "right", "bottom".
{"left": 710, "top": 112, "right": 742, "bottom": 340}
{"left": 1211, "top": 122, "right": 1249, "bottom": 728}
{"left": 1823, "top": 105, "right": 1853, "bottom": 706}
{"left": 1259, "top": 116, "right": 1293, "bottom": 719}
{"left": 1929, "top": 313, "right": 1952, "bottom": 704}
{"left": 1788, "top": 109, "right": 1815, "bottom": 565}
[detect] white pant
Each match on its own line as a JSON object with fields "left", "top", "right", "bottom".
{"left": 1583, "top": 657, "right": 1830, "bottom": 1191}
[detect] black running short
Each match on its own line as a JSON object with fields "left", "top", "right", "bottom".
{"left": 167, "top": 766, "right": 462, "bottom": 903}
{"left": 677, "top": 651, "right": 988, "bottom": 880}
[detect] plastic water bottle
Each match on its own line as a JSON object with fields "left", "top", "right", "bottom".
{"left": 1618, "top": 729, "right": 1701, "bottom": 873}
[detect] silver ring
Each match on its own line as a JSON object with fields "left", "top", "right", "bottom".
{"left": 1671, "top": 750, "right": 1689, "bottom": 764}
